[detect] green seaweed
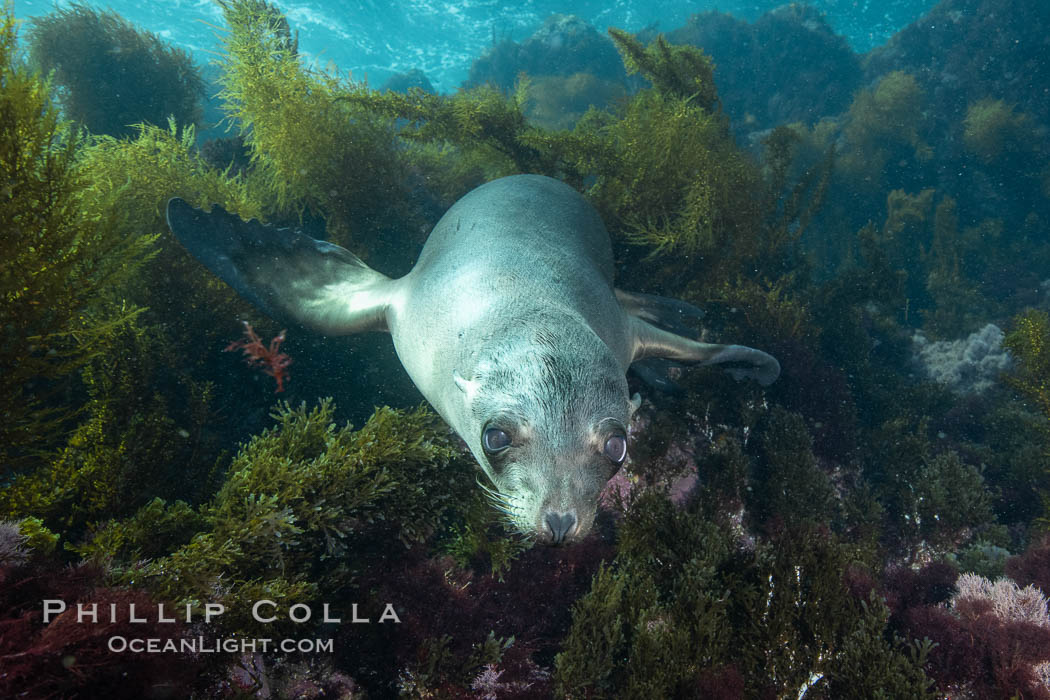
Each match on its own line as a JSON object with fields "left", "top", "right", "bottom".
{"left": 0, "top": 3, "right": 156, "bottom": 475}
{"left": 347, "top": 77, "right": 591, "bottom": 194}
{"left": 6, "top": 1, "right": 1048, "bottom": 693}
{"left": 554, "top": 492, "right": 934, "bottom": 697}
{"left": 72, "top": 498, "right": 207, "bottom": 563}
{"left": 924, "top": 196, "right": 990, "bottom": 335}
{"left": 750, "top": 408, "right": 838, "bottom": 529}
{"left": 820, "top": 595, "right": 936, "bottom": 698}
{"left": 522, "top": 72, "right": 627, "bottom": 130}
{"left": 77, "top": 119, "right": 266, "bottom": 226}
{"left": 1003, "top": 309, "right": 1050, "bottom": 529}
{"left": 401, "top": 631, "right": 514, "bottom": 696}
{"left": 849, "top": 187, "right": 999, "bottom": 332}
{"left": 17, "top": 516, "right": 59, "bottom": 556}
{"left": 441, "top": 490, "right": 532, "bottom": 580}
{"left": 962, "top": 98, "right": 1031, "bottom": 163}
{"left": 579, "top": 48, "right": 827, "bottom": 287}
{"left": 1004, "top": 309, "right": 1050, "bottom": 420}
{"left": 976, "top": 403, "right": 1050, "bottom": 530}
{"left": 840, "top": 71, "right": 930, "bottom": 185}
{"left": 346, "top": 25, "right": 816, "bottom": 280}
{"left": 216, "top": 0, "right": 413, "bottom": 252}
{"left": 0, "top": 110, "right": 283, "bottom": 549}
{"left": 607, "top": 28, "right": 718, "bottom": 109}
{"left": 781, "top": 71, "right": 933, "bottom": 272}
{"left": 913, "top": 452, "right": 994, "bottom": 549}
{"left": 584, "top": 87, "right": 759, "bottom": 262}
{"left": 86, "top": 399, "right": 474, "bottom": 635}
{"left": 863, "top": 417, "right": 996, "bottom": 554}
{"left": 0, "top": 313, "right": 217, "bottom": 544}
{"left": 75, "top": 119, "right": 268, "bottom": 352}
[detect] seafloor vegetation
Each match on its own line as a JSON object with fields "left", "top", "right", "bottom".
{"left": 2, "top": 0, "right": 1050, "bottom": 697}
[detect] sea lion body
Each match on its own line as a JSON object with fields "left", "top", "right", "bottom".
{"left": 391, "top": 176, "right": 634, "bottom": 538}
{"left": 391, "top": 176, "right": 632, "bottom": 432}
{"left": 166, "top": 174, "right": 780, "bottom": 543}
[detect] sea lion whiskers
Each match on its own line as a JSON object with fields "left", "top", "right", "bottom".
{"left": 475, "top": 476, "right": 534, "bottom": 535}
{"left": 475, "top": 475, "right": 516, "bottom": 512}
{"left": 478, "top": 478, "right": 533, "bottom": 533}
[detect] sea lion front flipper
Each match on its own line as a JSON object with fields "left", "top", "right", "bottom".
{"left": 628, "top": 317, "right": 781, "bottom": 386}
{"left": 615, "top": 288, "right": 705, "bottom": 338}
{"left": 629, "top": 357, "right": 686, "bottom": 395}
{"left": 166, "top": 199, "right": 392, "bottom": 334}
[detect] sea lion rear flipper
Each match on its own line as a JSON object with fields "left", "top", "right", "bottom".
{"left": 628, "top": 317, "right": 781, "bottom": 386}
{"left": 166, "top": 198, "right": 392, "bottom": 334}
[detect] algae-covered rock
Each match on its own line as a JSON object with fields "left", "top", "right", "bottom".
{"left": 381, "top": 67, "right": 435, "bottom": 94}
{"left": 27, "top": 3, "right": 203, "bottom": 137}
{"left": 864, "top": 0, "right": 1050, "bottom": 128}
{"left": 467, "top": 14, "right": 626, "bottom": 92}
{"left": 668, "top": 5, "right": 861, "bottom": 137}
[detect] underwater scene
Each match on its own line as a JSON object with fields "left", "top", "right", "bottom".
{"left": 2, "top": 0, "right": 1050, "bottom": 696}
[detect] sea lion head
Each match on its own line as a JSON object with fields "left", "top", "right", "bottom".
{"left": 454, "top": 328, "right": 636, "bottom": 545}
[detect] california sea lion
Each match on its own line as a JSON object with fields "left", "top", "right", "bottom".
{"left": 166, "top": 175, "right": 779, "bottom": 544}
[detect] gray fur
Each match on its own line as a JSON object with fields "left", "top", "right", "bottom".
{"left": 167, "top": 174, "right": 780, "bottom": 544}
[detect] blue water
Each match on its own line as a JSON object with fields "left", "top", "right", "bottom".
{"left": 13, "top": 0, "right": 939, "bottom": 91}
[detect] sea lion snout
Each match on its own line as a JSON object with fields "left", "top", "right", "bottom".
{"left": 543, "top": 510, "right": 578, "bottom": 545}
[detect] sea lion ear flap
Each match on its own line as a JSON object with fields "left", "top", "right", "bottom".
{"left": 629, "top": 392, "right": 642, "bottom": 417}
{"left": 166, "top": 198, "right": 394, "bottom": 335}
{"left": 453, "top": 370, "right": 480, "bottom": 401}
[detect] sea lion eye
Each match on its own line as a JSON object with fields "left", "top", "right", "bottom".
{"left": 483, "top": 426, "right": 512, "bottom": 452}
{"left": 603, "top": 434, "right": 627, "bottom": 464}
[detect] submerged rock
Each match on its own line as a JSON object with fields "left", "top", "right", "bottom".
{"left": 381, "top": 68, "right": 435, "bottom": 94}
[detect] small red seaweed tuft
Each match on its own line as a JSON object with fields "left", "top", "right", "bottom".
{"left": 1006, "top": 535, "right": 1050, "bottom": 596}
{"left": 224, "top": 321, "right": 292, "bottom": 393}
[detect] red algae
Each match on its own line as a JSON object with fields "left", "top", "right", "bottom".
{"left": 224, "top": 321, "right": 292, "bottom": 393}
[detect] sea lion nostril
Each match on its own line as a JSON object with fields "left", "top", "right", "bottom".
{"left": 544, "top": 511, "right": 576, "bottom": 544}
